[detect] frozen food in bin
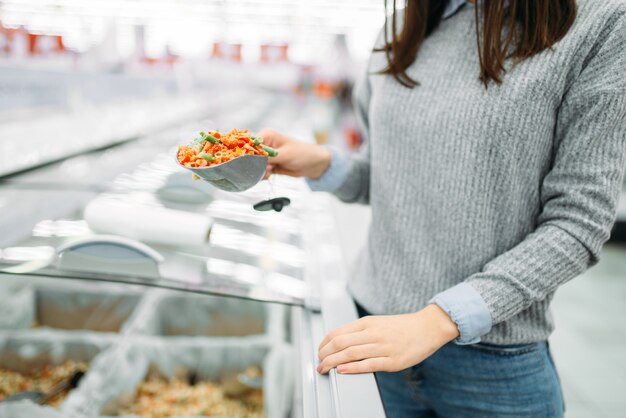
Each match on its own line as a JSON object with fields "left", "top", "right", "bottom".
{"left": 73, "top": 339, "right": 292, "bottom": 418}
{"left": 0, "top": 335, "right": 108, "bottom": 410}
{"left": 116, "top": 365, "right": 264, "bottom": 417}
{"left": 0, "top": 361, "right": 87, "bottom": 407}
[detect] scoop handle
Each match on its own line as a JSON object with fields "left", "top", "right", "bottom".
{"left": 38, "top": 370, "right": 85, "bottom": 405}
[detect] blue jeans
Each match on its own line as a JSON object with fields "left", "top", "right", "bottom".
{"left": 356, "top": 304, "right": 565, "bottom": 418}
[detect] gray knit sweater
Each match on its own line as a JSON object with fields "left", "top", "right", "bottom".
{"left": 330, "top": 0, "right": 626, "bottom": 344}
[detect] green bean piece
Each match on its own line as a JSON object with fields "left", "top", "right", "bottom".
{"left": 193, "top": 136, "right": 206, "bottom": 147}
{"left": 252, "top": 136, "right": 263, "bottom": 146}
{"left": 201, "top": 132, "right": 220, "bottom": 144}
{"left": 199, "top": 153, "right": 215, "bottom": 161}
{"left": 262, "top": 145, "right": 279, "bottom": 157}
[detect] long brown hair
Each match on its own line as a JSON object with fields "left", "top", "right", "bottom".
{"left": 378, "top": 0, "right": 577, "bottom": 87}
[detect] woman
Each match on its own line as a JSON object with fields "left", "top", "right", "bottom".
{"left": 262, "top": 0, "right": 626, "bottom": 416}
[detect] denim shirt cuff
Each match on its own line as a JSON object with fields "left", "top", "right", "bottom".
{"left": 429, "top": 282, "right": 493, "bottom": 345}
{"left": 305, "top": 146, "right": 351, "bottom": 193}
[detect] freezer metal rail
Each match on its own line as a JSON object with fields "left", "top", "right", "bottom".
{"left": 297, "top": 195, "right": 386, "bottom": 418}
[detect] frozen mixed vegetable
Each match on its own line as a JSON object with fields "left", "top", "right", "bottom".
{"left": 177, "top": 129, "right": 278, "bottom": 168}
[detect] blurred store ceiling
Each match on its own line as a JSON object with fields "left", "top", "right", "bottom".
{"left": 0, "top": 0, "right": 385, "bottom": 60}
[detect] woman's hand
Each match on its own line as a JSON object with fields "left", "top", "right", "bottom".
{"left": 257, "top": 128, "right": 331, "bottom": 179}
{"left": 317, "top": 304, "right": 460, "bottom": 374}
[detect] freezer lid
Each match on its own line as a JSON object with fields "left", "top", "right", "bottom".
{"left": 0, "top": 181, "right": 340, "bottom": 310}
{"left": 0, "top": 230, "right": 313, "bottom": 309}
{"left": 0, "top": 132, "right": 319, "bottom": 308}
{"left": 0, "top": 261, "right": 309, "bottom": 309}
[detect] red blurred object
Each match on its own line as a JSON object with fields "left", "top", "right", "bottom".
{"left": 260, "top": 44, "right": 289, "bottom": 63}
{"left": 29, "top": 34, "right": 65, "bottom": 55}
{"left": 344, "top": 126, "right": 362, "bottom": 151}
{"left": 141, "top": 56, "right": 160, "bottom": 66}
{"left": 0, "top": 23, "right": 66, "bottom": 57}
{"left": 212, "top": 42, "right": 242, "bottom": 62}
{"left": 312, "top": 81, "right": 336, "bottom": 100}
{"left": 0, "top": 24, "right": 12, "bottom": 55}
{"left": 141, "top": 56, "right": 178, "bottom": 67}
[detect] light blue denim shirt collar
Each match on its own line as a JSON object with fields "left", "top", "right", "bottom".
{"left": 443, "top": 0, "right": 468, "bottom": 19}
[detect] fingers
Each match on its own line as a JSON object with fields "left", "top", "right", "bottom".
{"left": 317, "top": 343, "right": 384, "bottom": 374}
{"left": 318, "top": 330, "right": 372, "bottom": 361}
{"left": 318, "top": 317, "right": 370, "bottom": 351}
{"left": 267, "top": 151, "right": 289, "bottom": 165}
{"left": 256, "top": 129, "right": 290, "bottom": 165}
{"left": 263, "top": 164, "right": 274, "bottom": 180}
{"left": 256, "top": 128, "right": 286, "bottom": 148}
{"left": 336, "top": 357, "right": 391, "bottom": 374}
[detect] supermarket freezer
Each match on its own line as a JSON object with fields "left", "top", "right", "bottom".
{"left": 0, "top": 95, "right": 385, "bottom": 418}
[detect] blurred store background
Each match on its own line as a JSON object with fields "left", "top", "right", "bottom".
{"left": 0, "top": 0, "right": 385, "bottom": 177}
{"left": 0, "top": 1, "right": 625, "bottom": 417}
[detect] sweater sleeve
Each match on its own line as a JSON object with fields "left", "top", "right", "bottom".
{"left": 457, "top": 12, "right": 626, "bottom": 328}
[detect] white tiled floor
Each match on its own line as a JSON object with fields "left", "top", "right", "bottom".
{"left": 329, "top": 198, "right": 626, "bottom": 418}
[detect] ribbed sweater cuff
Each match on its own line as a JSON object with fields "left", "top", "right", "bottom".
{"left": 430, "top": 282, "right": 492, "bottom": 345}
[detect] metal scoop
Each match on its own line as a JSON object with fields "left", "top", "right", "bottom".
{"left": 3, "top": 370, "right": 85, "bottom": 404}
{"left": 176, "top": 154, "right": 268, "bottom": 192}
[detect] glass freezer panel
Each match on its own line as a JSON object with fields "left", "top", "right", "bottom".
{"left": 0, "top": 277, "right": 294, "bottom": 418}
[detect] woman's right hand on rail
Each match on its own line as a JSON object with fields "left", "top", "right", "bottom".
{"left": 258, "top": 128, "right": 331, "bottom": 180}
